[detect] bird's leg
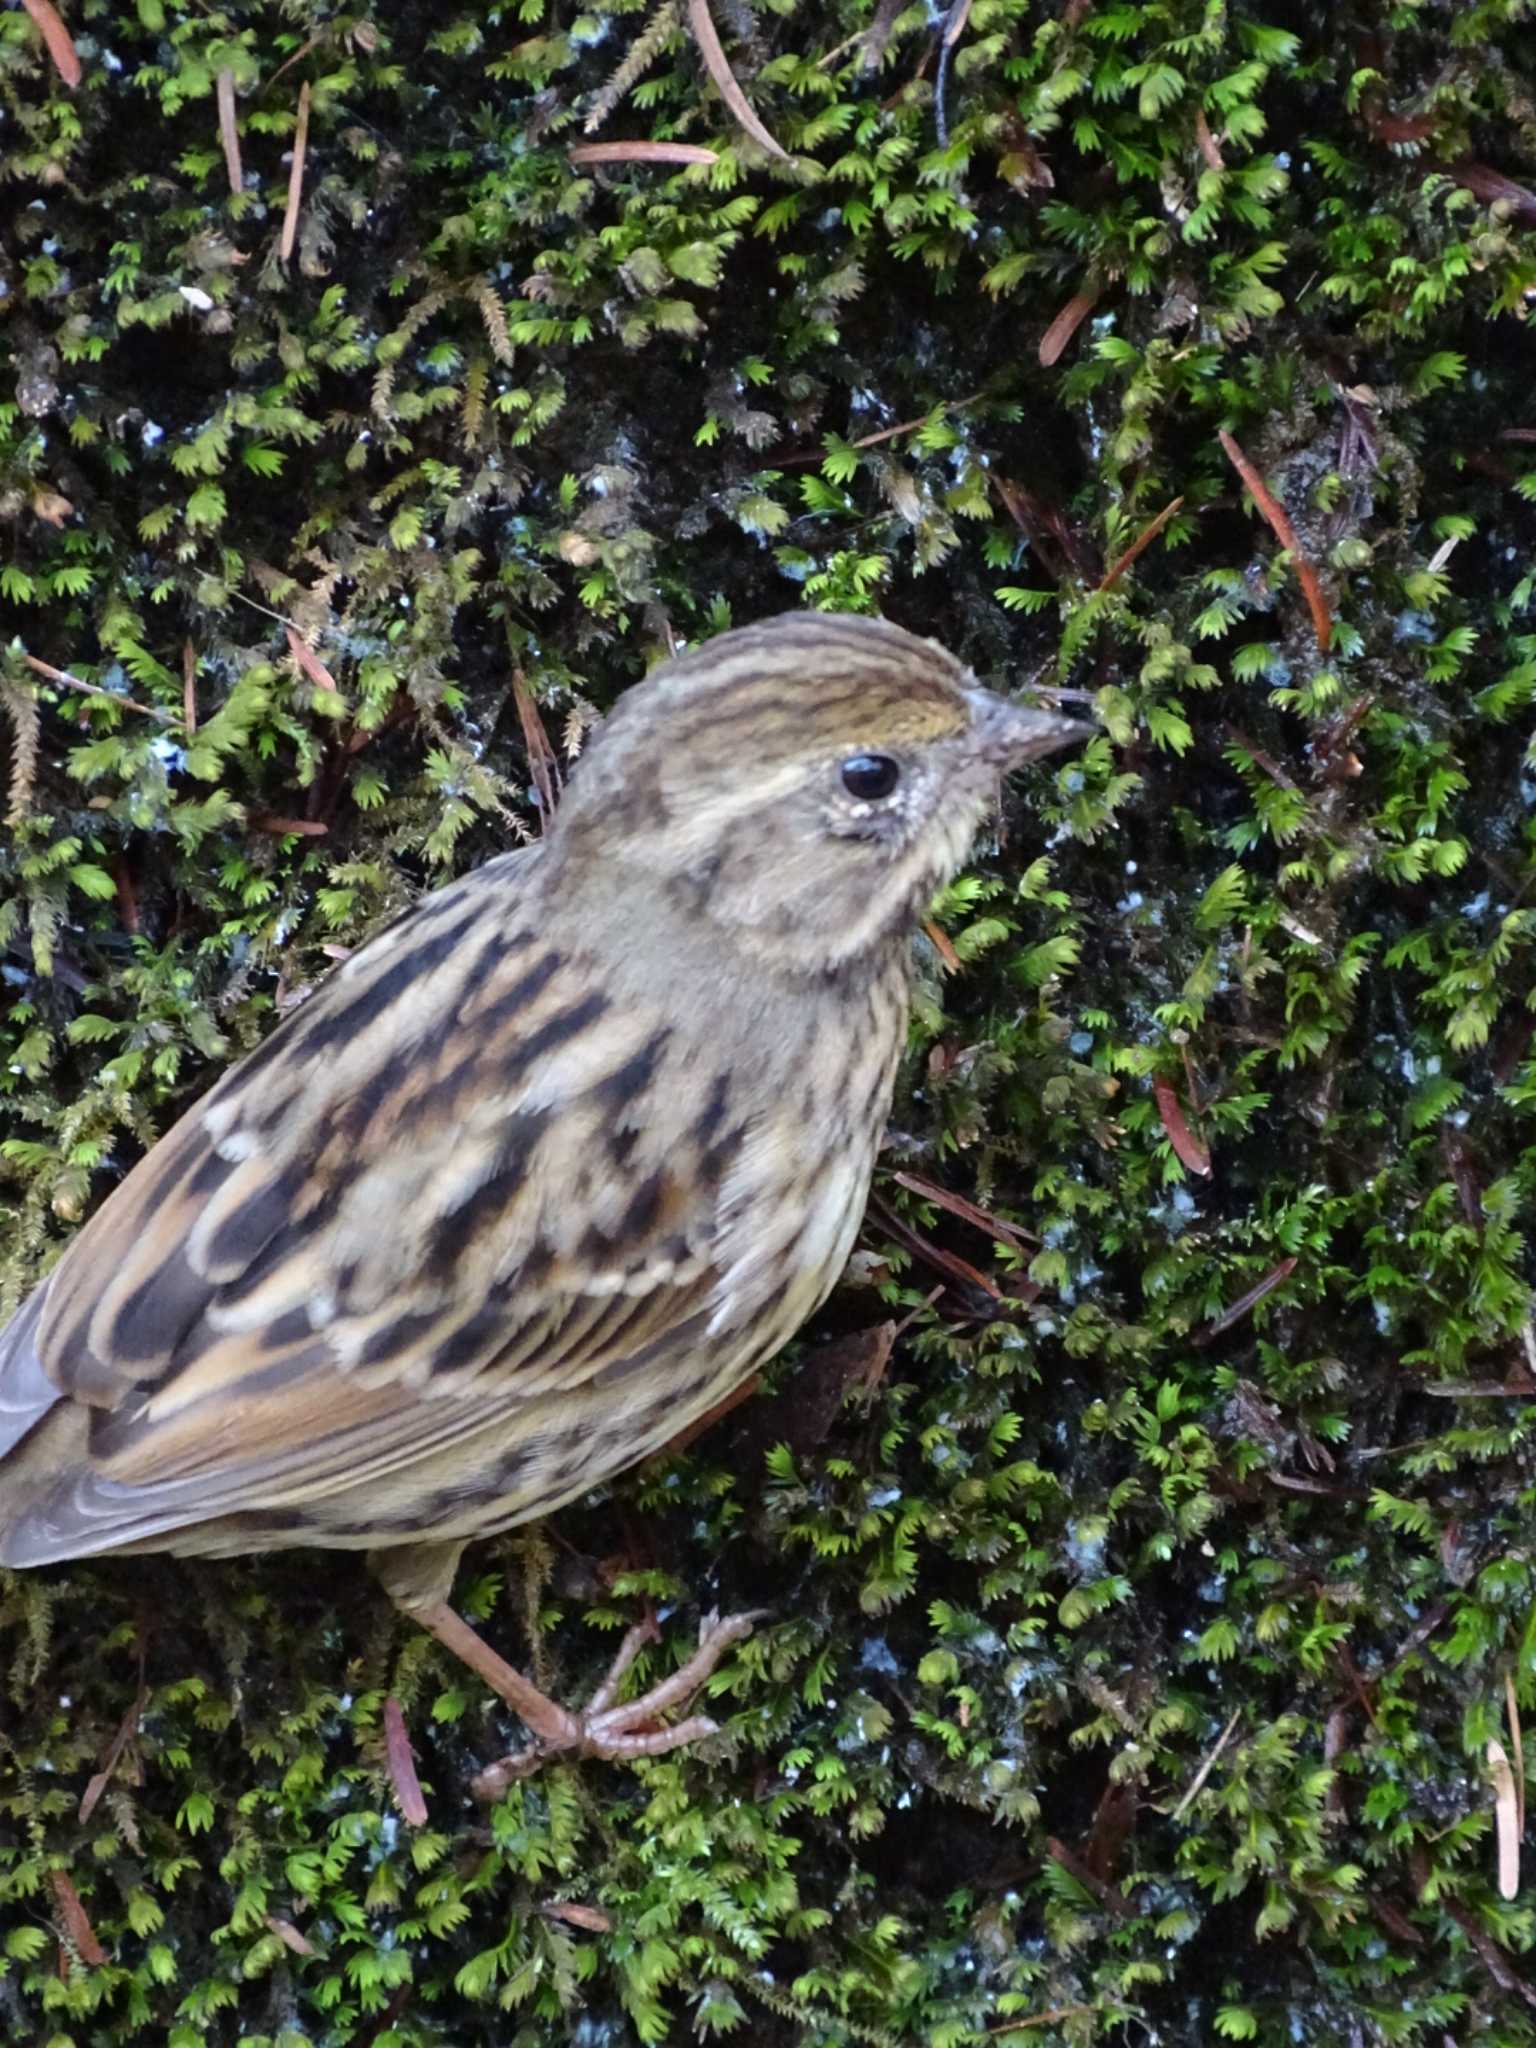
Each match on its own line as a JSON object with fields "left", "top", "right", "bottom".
{"left": 465, "top": 1608, "right": 764, "bottom": 1800}
{"left": 407, "top": 1597, "right": 585, "bottom": 1752}
{"left": 374, "top": 1539, "right": 761, "bottom": 1791}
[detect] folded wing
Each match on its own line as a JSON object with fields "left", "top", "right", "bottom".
{"left": 0, "top": 849, "right": 745, "bottom": 1564}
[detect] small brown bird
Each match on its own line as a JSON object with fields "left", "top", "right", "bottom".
{"left": 0, "top": 612, "right": 1086, "bottom": 1786}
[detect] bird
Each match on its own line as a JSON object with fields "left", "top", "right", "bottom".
{"left": 0, "top": 610, "right": 1088, "bottom": 1790}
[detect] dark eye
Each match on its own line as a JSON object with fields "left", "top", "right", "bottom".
{"left": 840, "top": 753, "right": 901, "bottom": 801}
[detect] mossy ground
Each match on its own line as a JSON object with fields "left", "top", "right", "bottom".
{"left": 5, "top": 1, "right": 1536, "bottom": 2042}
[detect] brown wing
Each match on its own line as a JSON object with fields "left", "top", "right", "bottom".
{"left": 0, "top": 846, "right": 744, "bottom": 1564}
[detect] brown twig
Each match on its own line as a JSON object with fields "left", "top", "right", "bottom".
{"left": 280, "top": 82, "right": 311, "bottom": 266}
{"left": 265, "top": 1914, "right": 318, "bottom": 1956}
{"left": 79, "top": 1685, "right": 151, "bottom": 1822}
{"left": 684, "top": 0, "right": 789, "bottom": 159}
{"left": 181, "top": 641, "right": 199, "bottom": 734}
{"left": 1218, "top": 429, "right": 1333, "bottom": 652}
{"left": 1489, "top": 1737, "right": 1520, "bottom": 1901}
{"left": 653, "top": 1373, "right": 763, "bottom": 1458}
{"left": 262, "top": 35, "right": 320, "bottom": 99}
{"left": 250, "top": 813, "right": 328, "bottom": 837}
{"left": 778, "top": 411, "right": 947, "bottom": 468}
{"left": 1096, "top": 496, "right": 1184, "bottom": 593}
{"left": 511, "top": 669, "right": 563, "bottom": 829}
{"left": 1193, "top": 1256, "right": 1298, "bottom": 1347}
{"left": 869, "top": 1195, "right": 1003, "bottom": 1300}
{"left": 891, "top": 1169, "right": 1037, "bottom": 1252}
{"left": 1452, "top": 161, "right": 1536, "bottom": 224}
{"left": 1046, "top": 1836, "right": 1134, "bottom": 1918}
{"left": 1223, "top": 722, "right": 1300, "bottom": 792}
{"left": 113, "top": 855, "right": 141, "bottom": 936}
{"left": 20, "top": 653, "right": 174, "bottom": 725}
{"left": 568, "top": 140, "right": 718, "bottom": 167}
{"left": 987, "top": 2008, "right": 1105, "bottom": 2037}
{"left": 216, "top": 68, "right": 243, "bottom": 195}
{"left": 540, "top": 1900, "right": 615, "bottom": 1933}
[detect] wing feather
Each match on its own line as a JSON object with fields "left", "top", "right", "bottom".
{"left": 0, "top": 844, "right": 749, "bottom": 1566}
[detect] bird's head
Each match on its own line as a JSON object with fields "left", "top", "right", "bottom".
{"left": 555, "top": 612, "right": 1091, "bottom": 973}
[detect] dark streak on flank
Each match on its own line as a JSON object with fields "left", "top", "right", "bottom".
{"left": 480, "top": 947, "right": 565, "bottom": 1030}
{"left": 693, "top": 1071, "right": 732, "bottom": 1149}
{"left": 592, "top": 1028, "right": 671, "bottom": 1116}
{"left": 701, "top": 1121, "right": 748, "bottom": 1186}
{"left": 492, "top": 990, "right": 611, "bottom": 1099}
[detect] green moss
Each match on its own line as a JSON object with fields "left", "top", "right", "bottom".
{"left": 5, "top": 0, "right": 1536, "bottom": 2040}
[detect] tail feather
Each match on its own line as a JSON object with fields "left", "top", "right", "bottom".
{"left": 0, "top": 1287, "right": 62, "bottom": 1462}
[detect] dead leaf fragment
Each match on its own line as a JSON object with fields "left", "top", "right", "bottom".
{"left": 383, "top": 1696, "right": 428, "bottom": 1826}
{"left": 49, "top": 1871, "right": 107, "bottom": 1966}
{"left": 568, "top": 141, "right": 718, "bottom": 167}
{"left": 265, "top": 1913, "right": 318, "bottom": 1956}
{"left": 21, "top": 0, "right": 81, "bottom": 88}
{"left": 30, "top": 489, "right": 74, "bottom": 527}
{"left": 1152, "top": 1075, "right": 1211, "bottom": 1177}
{"left": 1490, "top": 1737, "right": 1520, "bottom": 1901}
{"left": 284, "top": 626, "right": 340, "bottom": 698}
{"left": 540, "top": 1899, "right": 615, "bottom": 1933}
{"left": 1218, "top": 428, "right": 1333, "bottom": 653}
{"left": 1038, "top": 284, "right": 1101, "bottom": 368}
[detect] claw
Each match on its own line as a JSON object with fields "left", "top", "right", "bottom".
{"left": 462, "top": 1608, "right": 766, "bottom": 1800}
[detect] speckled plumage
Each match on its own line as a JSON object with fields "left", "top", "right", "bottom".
{"left": 0, "top": 611, "right": 1087, "bottom": 1775}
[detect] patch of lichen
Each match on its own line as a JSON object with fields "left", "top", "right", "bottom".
{"left": 5, "top": 0, "right": 1536, "bottom": 2040}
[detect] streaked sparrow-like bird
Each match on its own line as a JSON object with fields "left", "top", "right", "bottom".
{"left": 0, "top": 611, "right": 1087, "bottom": 1789}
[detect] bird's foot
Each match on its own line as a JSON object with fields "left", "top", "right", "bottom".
{"left": 405, "top": 1598, "right": 761, "bottom": 1798}
{"left": 470, "top": 1609, "right": 764, "bottom": 1798}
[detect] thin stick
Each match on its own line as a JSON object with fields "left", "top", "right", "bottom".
{"left": 511, "top": 668, "right": 562, "bottom": 829}
{"left": 280, "top": 82, "right": 311, "bottom": 266}
{"left": 1170, "top": 1706, "right": 1241, "bottom": 1820}
{"left": 181, "top": 641, "right": 198, "bottom": 733}
{"left": 1096, "top": 496, "right": 1184, "bottom": 593}
{"left": 568, "top": 141, "right": 717, "bottom": 167}
{"left": 216, "top": 68, "right": 243, "bottom": 195}
{"left": 20, "top": 653, "right": 174, "bottom": 725}
{"left": 891, "top": 1169, "right": 1037, "bottom": 1251}
{"left": 685, "top": 0, "right": 789, "bottom": 159}
{"left": 1193, "top": 1256, "right": 1298, "bottom": 1347}
{"left": 1508, "top": 1670, "right": 1526, "bottom": 1838}
{"left": 922, "top": 917, "right": 960, "bottom": 973}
